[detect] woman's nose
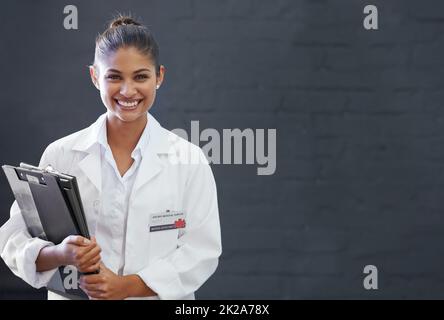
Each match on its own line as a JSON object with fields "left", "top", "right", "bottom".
{"left": 120, "top": 81, "right": 137, "bottom": 96}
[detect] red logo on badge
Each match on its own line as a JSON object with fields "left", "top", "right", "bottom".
{"left": 174, "top": 219, "right": 186, "bottom": 229}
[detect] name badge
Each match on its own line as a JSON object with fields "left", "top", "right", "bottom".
{"left": 149, "top": 210, "right": 185, "bottom": 232}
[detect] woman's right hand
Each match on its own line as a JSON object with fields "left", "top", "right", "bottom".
{"left": 55, "top": 235, "right": 101, "bottom": 273}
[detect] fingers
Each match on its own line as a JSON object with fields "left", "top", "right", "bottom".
{"left": 81, "top": 274, "right": 103, "bottom": 284}
{"left": 65, "top": 235, "right": 91, "bottom": 246}
{"left": 80, "top": 281, "right": 104, "bottom": 293}
{"left": 87, "top": 293, "right": 103, "bottom": 300}
{"left": 87, "top": 254, "right": 101, "bottom": 267}
{"left": 63, "top": 236, "right": 100, "bottom": 269}
{"left": 79, "top": 259, "right": 101, "bottom": 274}
{"left": 74, "top": 239, "right": 101, "bottom": 261}
{"left": 79, "top": 275, "right": 105, "bottom": 298}
{"left": 81, "top": 286, "right": 104, "bottom": 300}
{"left": 78, "top": 242, "right": 100, "bottom": 258}
{"left": 78, "top": 245, "right": 101, "bottom": 269}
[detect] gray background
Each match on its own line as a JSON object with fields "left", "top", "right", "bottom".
{"left": 1, "top": 0, "right": 444, "bottom": 299}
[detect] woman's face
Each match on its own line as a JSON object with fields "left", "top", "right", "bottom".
{"left": 90, "top": 46, "right": 164, "bottom": 124}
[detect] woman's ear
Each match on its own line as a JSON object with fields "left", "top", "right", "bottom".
{"left": 156, "top": 65, "right": 166, "bottom": 89}
{"left": 89, "top": 65, "right": 100, "bottom": 90}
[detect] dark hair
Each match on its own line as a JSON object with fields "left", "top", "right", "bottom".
{"left": 94, "top": 14, "right": 160, "bottom": 76}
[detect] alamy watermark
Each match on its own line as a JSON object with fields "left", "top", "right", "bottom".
{"left": 363, "top": 5, "right": 378, "bottom": 30}
{"left": 169, "top": 121, "right": 277, "bottom": 176}
{"left": 64, "top": 4, "right": 379, "bottom": 32}
{"left": 363, "top": 265, "right": 378, "bottom": 290}
{"left": 63, "top": 5, "right": 78, "bottom": 30}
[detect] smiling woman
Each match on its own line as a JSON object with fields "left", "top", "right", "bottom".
{"left": 0, "top": 14, "right": 222, "bottom": 300}
{"left": 89, "top": 17, "right": 165, "bottom": 163}
{"left": 90, "top": 41, "right": 164, "bottom": 123}
{"left": 89, "top": 44, "right": 165, "bottom": 176}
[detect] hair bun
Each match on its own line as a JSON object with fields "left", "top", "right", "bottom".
{"left": 109, "top": 15, "right": 141, "bottom": 28}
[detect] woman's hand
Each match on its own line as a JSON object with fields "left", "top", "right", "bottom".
{"left": 79, "top": 263, "right": 128, "bottom": 300}
{"left": 55, "top": 235, "right": 101, "bottom": 273}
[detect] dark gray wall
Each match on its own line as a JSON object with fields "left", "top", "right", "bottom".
{"left": 1, "top": 0, "right": 444, "bottom": 299}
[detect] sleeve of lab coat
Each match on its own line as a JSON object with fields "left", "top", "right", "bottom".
{"left": 137, "top": 150, "right": 222, "bottom": 300}
{"left": 0, "top": 144, "right": 59, "bottom": 288}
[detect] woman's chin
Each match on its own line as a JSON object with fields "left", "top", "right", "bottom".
{"left": 106, "top": 104, "right": 150, "bottom": 123}
{"left": 114, "top": 111, "right": 146, "bottom": 123}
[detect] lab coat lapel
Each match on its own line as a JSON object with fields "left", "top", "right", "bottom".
{"left": 132, "top": 113, "right": 172, "bottom": 194}
{"left": 132, "top": 147, "right": 163, "bottom": 194}
{"left": 71, "top": 114, "right": 106, "bottom": 193}
{"left": 77, "top": 152, "right": 102, "bottom": 193}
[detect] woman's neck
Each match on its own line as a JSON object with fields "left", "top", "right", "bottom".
{"left": 106, "top": 113, "right": 148, "bottom": 152}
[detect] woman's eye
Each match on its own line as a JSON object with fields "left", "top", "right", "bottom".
{"left": 106, "top": 75, "right": 121, "bottom": 80}
{"left": 135, "top": 74, "right": 149, "bottom": 80}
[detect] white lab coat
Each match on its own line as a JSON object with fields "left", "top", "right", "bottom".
{"left": 0, "top": 113, "right": 222, "bottom": 300}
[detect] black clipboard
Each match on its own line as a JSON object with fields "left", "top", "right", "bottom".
{"left": 2, "top": 163, "right": 94, "bottom": 299}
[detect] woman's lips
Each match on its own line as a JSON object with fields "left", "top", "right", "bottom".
{"left": 114, "top": 99, "right": 143, "bottom": 110}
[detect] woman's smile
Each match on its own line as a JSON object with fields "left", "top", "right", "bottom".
{"left": 114, "top": 98, "right": 143, "bottom": 110}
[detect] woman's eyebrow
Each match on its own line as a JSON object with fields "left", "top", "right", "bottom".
{"left": 133, "top": 68, "right": 151, "bottom": 73}
{"left": 106, "top": 68, "right": 122, "bottom": 73}
{"left": 105, "top": 68, "right": 151, "bottom": 73}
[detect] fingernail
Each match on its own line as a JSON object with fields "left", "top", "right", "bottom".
{"left": 84, "top": 239, "right": 91, "bottom": 244}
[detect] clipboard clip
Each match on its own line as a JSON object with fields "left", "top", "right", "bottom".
{"left": 20, "top": 163, "right": 61, "bottom": 175}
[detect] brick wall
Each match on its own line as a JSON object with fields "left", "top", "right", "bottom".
{"left": 1, "top": 0, "right": 444, "bottom": 299}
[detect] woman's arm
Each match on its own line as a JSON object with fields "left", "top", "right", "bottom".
{"left": 122, "top": 274, "right": 157, "bottom": 298}
{"left": 135, "top": 151, "right": 222, "bottom": 300}
{"left": 0, "top": 202, "right": 60, "bottom": 288}
{"left": 36, "top": 235, "right": 101, "bottom": 273}
{"left": 35, "top": 245, "right": 63, "bottom": 272}
{"left": 79, "top": 263, "right": 157, "bottom": 299}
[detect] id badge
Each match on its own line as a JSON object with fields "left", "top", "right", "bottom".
{"left": 149, "top": 210, "right": 186, "bottom": 232}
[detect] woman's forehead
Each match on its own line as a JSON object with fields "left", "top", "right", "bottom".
{"left": 98, "top": 47, "right": 155, "bottom": 72}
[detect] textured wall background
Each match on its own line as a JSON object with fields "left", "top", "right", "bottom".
{"left": 1, "top": 0, "right": 444, "bottom": 299}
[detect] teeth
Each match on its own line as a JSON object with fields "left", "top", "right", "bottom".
{"left": 117, "top": 100, "right": 139, "bottom": 107}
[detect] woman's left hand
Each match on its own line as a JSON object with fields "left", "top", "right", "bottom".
{"left": 80, "top": 263, "right": 128, "bottom": 300}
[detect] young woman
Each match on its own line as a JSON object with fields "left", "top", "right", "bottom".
{"left": 0, "top": 15, "right": 222, "bottom": 300}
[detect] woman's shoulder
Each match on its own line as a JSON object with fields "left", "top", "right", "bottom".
{"left": 160, "top": 126, "right": 208, "bottom": 165}
{"left": 149, "top": 114, "right": 207, "bottom": 164}
{"left": 39, "top": 115, "right": 106, "bottom": 169}
{"left": 43, "top": 125, "right": 94, "bottom": 156}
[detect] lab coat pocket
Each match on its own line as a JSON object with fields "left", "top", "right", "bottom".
{"left": 148, "top": 228, "right": 179, "bottom": 262}
{"left": 148, "top": 211, "right": 184, "bottom": 262}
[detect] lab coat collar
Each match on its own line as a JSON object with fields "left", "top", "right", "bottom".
{"left": 72, "top": 112, "right": 173, "bottom": 154}
{"left": 72, "top": 112, "right": 174, "bottom": 193}
{"left": 96, "top": 114, "right": 150, "bottom": 162}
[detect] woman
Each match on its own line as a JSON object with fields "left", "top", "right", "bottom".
{"left": 0, "top": 15, "right": 222, "bottom": 300}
